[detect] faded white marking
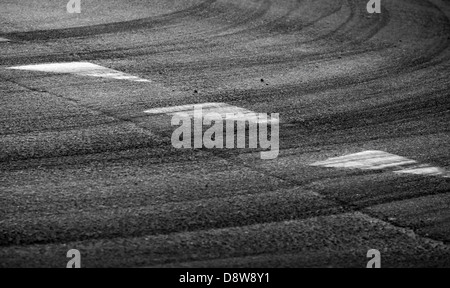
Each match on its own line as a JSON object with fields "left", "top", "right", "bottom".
{"left": 0, "top": 37, "right": 10, "bottom": 42}
{"left": 311, "top": 150, "right": 416, "bottom": 170}
{"left": 8, "top": 62, "right": 150, "bottom": 83}
{"left": 144, "top": 103, "right": 278, "bottom": 124}
{"left": 394, "top": 165, "right": 450, "bottom": 178}
{"left": 311, "top": 150, "right": 449, "bottom": 178}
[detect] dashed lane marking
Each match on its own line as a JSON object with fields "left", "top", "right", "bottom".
{"left": 394, "top": 165, "right": 450, "bottom": 178}
{"left": 311, "top": 150, "right": 449, "bottom": 178}
{"left": 144, "top": 103, "right": 278, "bottom": 124}
{"left": 311, "top": 150, "right": 416, "bottom": 170}
{"left": 8, "top": 62, "right": 151, "bottom": 83}
{"left": 0, "top": 37, "right": 10, "bottom": 42}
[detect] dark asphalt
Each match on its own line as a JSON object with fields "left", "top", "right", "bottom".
{"left": 0, "top": 0, "right": 449, "bottom": 267}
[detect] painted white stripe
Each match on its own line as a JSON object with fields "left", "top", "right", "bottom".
{"left": 311, "top": 150, "right": 416, "bottom": 170}
{"left": 0, "top": 37, "right": 10, "bottom": 42}
{"left": 145, "top": 103, "right": 225, "bottom": 114}
{"left": 144, "top": 103, "right": 278, "bottom": 124}
{"left": 394, "top": 165, "right": 450, "bottom": 178}
{"left": 8, "top": 62, "right": 151, "bottom": 83}
{"left": 311, "top": 150, "right": 448, "bottom": 178}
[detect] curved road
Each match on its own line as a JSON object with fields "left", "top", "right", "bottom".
{"left": 0, "top": 0, "right": 449, "bottom": 267}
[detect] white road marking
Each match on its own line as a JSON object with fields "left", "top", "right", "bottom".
{"left": 311, "top": 150, "right": 416, "bottom": 170}
{"left": 311, "top": 150, "right": 448, "bottom": 178}
{"left": 0, "top": 37, "right": 10, "bottom": 42}
{"left": 144, "top": 103, "right": 278, "bottom": 124}
{"left": 394, "top": 165, "right": 450, "bottom": 178}
{"left": 8, "top": 62, "right": 151, "bottom": 83}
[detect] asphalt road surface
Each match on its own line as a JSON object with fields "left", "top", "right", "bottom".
{"left": 0, "top": 0, "right": 449, "bottom": 268}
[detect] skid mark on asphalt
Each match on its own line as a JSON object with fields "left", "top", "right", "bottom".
{"left": 311, "top": 150, "right": 449, "bottom": 178}
{"left": 8, "top": 62, "right": 151, "bottom": 83}
{"left": 144, "top": 103, "right": 278, "bottom": 124}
